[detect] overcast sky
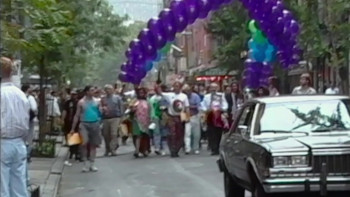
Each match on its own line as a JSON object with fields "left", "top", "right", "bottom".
{"left": 108, "top": 0, "right": 163, "bottom": 21}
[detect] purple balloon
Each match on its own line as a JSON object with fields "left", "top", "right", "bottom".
{"left": 148, "top": 17, "right": 167, "bottom": 49}
{"left": 159, "top": 9, "right": 177, "bottom": 41}
{"left": 120, "top": 62, "right": 128, "bottom": 72}
{"left": 271, "top": 4, "right": 284, "bottom": 19}
{"left": 223, "top": 0, "right": 233, "bottom": 4}
{"left": 275, "top": 17, "right": 286, "bottom": 33}
{"left": 138, "top": 28, "right": 157, "bottom": 59}
{"left": 211, "top": 0, "right": 224, "bottom": 10}
{"left": 198, "top": 0, "right": 212, "bottom": 18}
{"left": 118, "top": 73, "right": 129, "bottom": 82}
{"left": 282, "top": 10, "right": 293, "bottom": 21}
{"left": 129, "top": 39, "right": 144, "bottom": 55}
{"left": 289, "top": 20, "right": 300, "bottom": 34}
{"left": 261, "top": 62, "right": 273, "bottom": 76}
{"left": 125, "top": 48, "right": 132, "bottom": 59}
{"left": 185, "top": 0, "right": 200, "bottom": 24}
{"left": 170, "top": 0, "right": 189, "bottom": 33}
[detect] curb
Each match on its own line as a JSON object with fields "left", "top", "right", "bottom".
{"left": 41, "top": 145, "right": 69, "bottom": 197}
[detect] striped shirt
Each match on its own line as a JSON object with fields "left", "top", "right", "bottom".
{"left": 1, "top": 82, "right": 30, "bottom": 139}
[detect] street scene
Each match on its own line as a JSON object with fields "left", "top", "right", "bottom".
{"left": 1, "top": 0, "right": 350, "bottom": 197}
{"left": 58, "top": 144, "right": 230, "bottom": 197}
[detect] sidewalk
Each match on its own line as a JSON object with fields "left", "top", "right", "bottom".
{"left": 28, "top": 134, "right": 69, "bottom": 197}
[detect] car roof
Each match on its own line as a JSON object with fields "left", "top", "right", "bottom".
{"left": 252, "top": 95, "right": 350, "bottom": 104}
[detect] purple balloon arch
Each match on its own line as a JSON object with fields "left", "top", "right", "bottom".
{"left": 119, "top": 0, "right": 302, "bottom": 86}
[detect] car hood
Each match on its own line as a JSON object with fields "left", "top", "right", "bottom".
{"left": 253, "top": 132, "right": 350, "bottom": 153}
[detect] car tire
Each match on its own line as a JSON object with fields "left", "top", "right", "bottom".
{"left": 224, "top": 171, "right": 245, "bottom": 197}
{"left": 250, "top": 173, "right": 271, "bottom": 197}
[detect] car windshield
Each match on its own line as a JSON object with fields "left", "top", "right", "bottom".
{"left": 260, "top": 99, "right": 350, "bottom": 134}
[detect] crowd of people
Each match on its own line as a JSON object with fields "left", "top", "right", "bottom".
{"left": 1, "top": 52, "right": 342, "bottom": 197}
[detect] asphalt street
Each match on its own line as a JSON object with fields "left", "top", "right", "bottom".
{"left": 58, "top": 143, "right": 252, "bottom": 197}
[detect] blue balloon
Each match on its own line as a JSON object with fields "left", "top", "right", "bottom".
{"left": 154, "top": 52, "right": 162, "bottom": 62}
{"left": 264, "top": 43, "right": 277, "bottom": 63}
{"left": 253, "top": 50, "right": 266, "bottom": 62}
{"left": 145, "top": 61, "right": 153, "bottom": 71}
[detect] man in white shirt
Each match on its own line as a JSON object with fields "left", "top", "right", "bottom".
{"left": 325, "top": 82, "right": 340, "bottom": 95}
{"left": 201, "top": 83, "right": 228, "bottom": 155}
{"left": 292, "top": 73, "right": 317, "bottom": 95}
{"left": 157, "top": 82, "right": 190, "bottom": 158}
{"left": 1, "top": 56, "right": 30, "bottom": 197}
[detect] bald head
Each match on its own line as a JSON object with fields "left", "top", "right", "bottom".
{"left": 1, "top": 57, "right": 13, "bottom": 79}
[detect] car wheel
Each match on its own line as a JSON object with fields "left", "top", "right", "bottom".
{"left": 252, "top": 181, "right": 268, "bottom": 197}
{"left": 224, "top": 171, "right": 245, "bottom": 197}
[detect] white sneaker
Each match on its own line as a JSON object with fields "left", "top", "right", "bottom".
{"left": 161, "top": 151, "right": 167, "bottom": 156}
{"left": 82, "top": 162, "right": 89, "bottom": 173}
{"left": 82, "top": 166, "right": 89, "bottom": 173}
{"left": 90, "top": 163, "right": 98, "bottom": 172}
{"left": 194, "top": 150, "right": 200, "bottom": 155}
{"left": 90, "top": 166, "right": 98, "bottom": 172}
{"left": 64, "top": 161, "right": 72, "bottom": 166}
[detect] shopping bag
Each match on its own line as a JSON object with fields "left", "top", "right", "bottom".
{"left": 120, "top": 123, "right": 129, "bottom": 137}
{"left": 67, "top": 133, "right": 82, "bottom": 146}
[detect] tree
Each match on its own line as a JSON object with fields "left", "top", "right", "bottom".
{"left": 208, "top": 3, "right": 250, "bottom": 74}
{"left": 1, "top": 0, "right": 130, "bottom": 141}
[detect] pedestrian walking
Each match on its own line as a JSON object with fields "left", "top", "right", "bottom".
{"left": 292, "top": 73, "right": 317, "bottom": 95}
{"left": 201, "top": 83, "right": 228, "bottom": 155}
{"left": 62, "top": 89, "right": 80, "bottom": 165}
{"left": 101, "top": 84, "right": 124, "bottom": 156}
{"left": 1, "top": 56, "right": 30, "bottom": 197}
{"left": 70, "top": 86, "right": 102, "bottom": 172}
{"left": 130, "top": 87, "right": 151, "bottom": 158}
{"left": 183, "top": 84, "right": 201, "bottom": 155}
{"left": 149, "top": 85, "right": 169, "bottom": 155}
{"left": 158, "top": 82, "right": 190, "bottom": 158}
{"left": 225, "top": 82, "right": 244, "bottom": 125}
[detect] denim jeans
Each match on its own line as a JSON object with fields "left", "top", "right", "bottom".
{"left": 152, "top": 118, "right": 168, "bottom": 151}
{"left": 1, "top": 138, "right": 29, "bottom": 197}
{"left": 184, "top": 114, "right": 201, "bottom": 152}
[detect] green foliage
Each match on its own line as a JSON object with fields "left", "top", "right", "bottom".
{"left": 1, "top": 0, "right": 130, "bottom": 85}
{"left": 209, "top": 0, "right": 350, "bottom": 72}
{"left": 284, "top": 0, "right": 350, "bottom": 67}
{"left": 32, "top": 139, "right": 56, "bottom": 158}
{"left": 208, "top": 3, "right": 250, "bottom": 73}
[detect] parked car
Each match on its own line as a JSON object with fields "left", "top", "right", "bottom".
{"left": 217, "top": 95, "right": 350, "bottom": 197}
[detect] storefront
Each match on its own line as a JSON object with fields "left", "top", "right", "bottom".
{"left": 194, "top": 66, "right": 238, "bottom": 90}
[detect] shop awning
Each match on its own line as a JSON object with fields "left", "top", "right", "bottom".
{"left": 196, "top": 66, "right": 238, "bottom": 77}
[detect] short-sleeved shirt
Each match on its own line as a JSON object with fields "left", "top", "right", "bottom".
{"left": 188, "top": 92, "right": 201, "bottom": 116}
{"left": 292, "top": 86, "right": 317, "bottom": 95}
{"left": 162, "top": 92, "right": 189, "bottom": 116}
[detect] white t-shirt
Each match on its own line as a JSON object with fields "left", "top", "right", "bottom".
{"left": 325, "top": 87, "right": 339, "bottom": 95}
{"left": 292, "top": 86, "right": 317, "bottom": 95}
{"left": 162, "top": 92, "right": 189, "bottom": 116}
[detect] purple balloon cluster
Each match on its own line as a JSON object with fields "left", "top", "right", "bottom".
{"left": 243, "top": 60, "right": 272, "bottom": 89}
{"left": 119, "top": 0, "right": 235, "bottom": 84}
{"left": 240, "top": 0, "right": 302, "bottom": 69}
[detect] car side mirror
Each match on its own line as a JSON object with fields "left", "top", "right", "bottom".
{"left": 238, "top": 125, "right": 249, "bottom": 137}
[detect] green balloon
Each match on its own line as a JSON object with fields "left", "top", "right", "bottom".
{"left": 248, "top": 20, "right": 258, "bottom": 34}
{"left": 253, "top": 30, "right": 267, "bottom": 44}
{"left": 160, "top": 43, "right": 172, "bottom": 54}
